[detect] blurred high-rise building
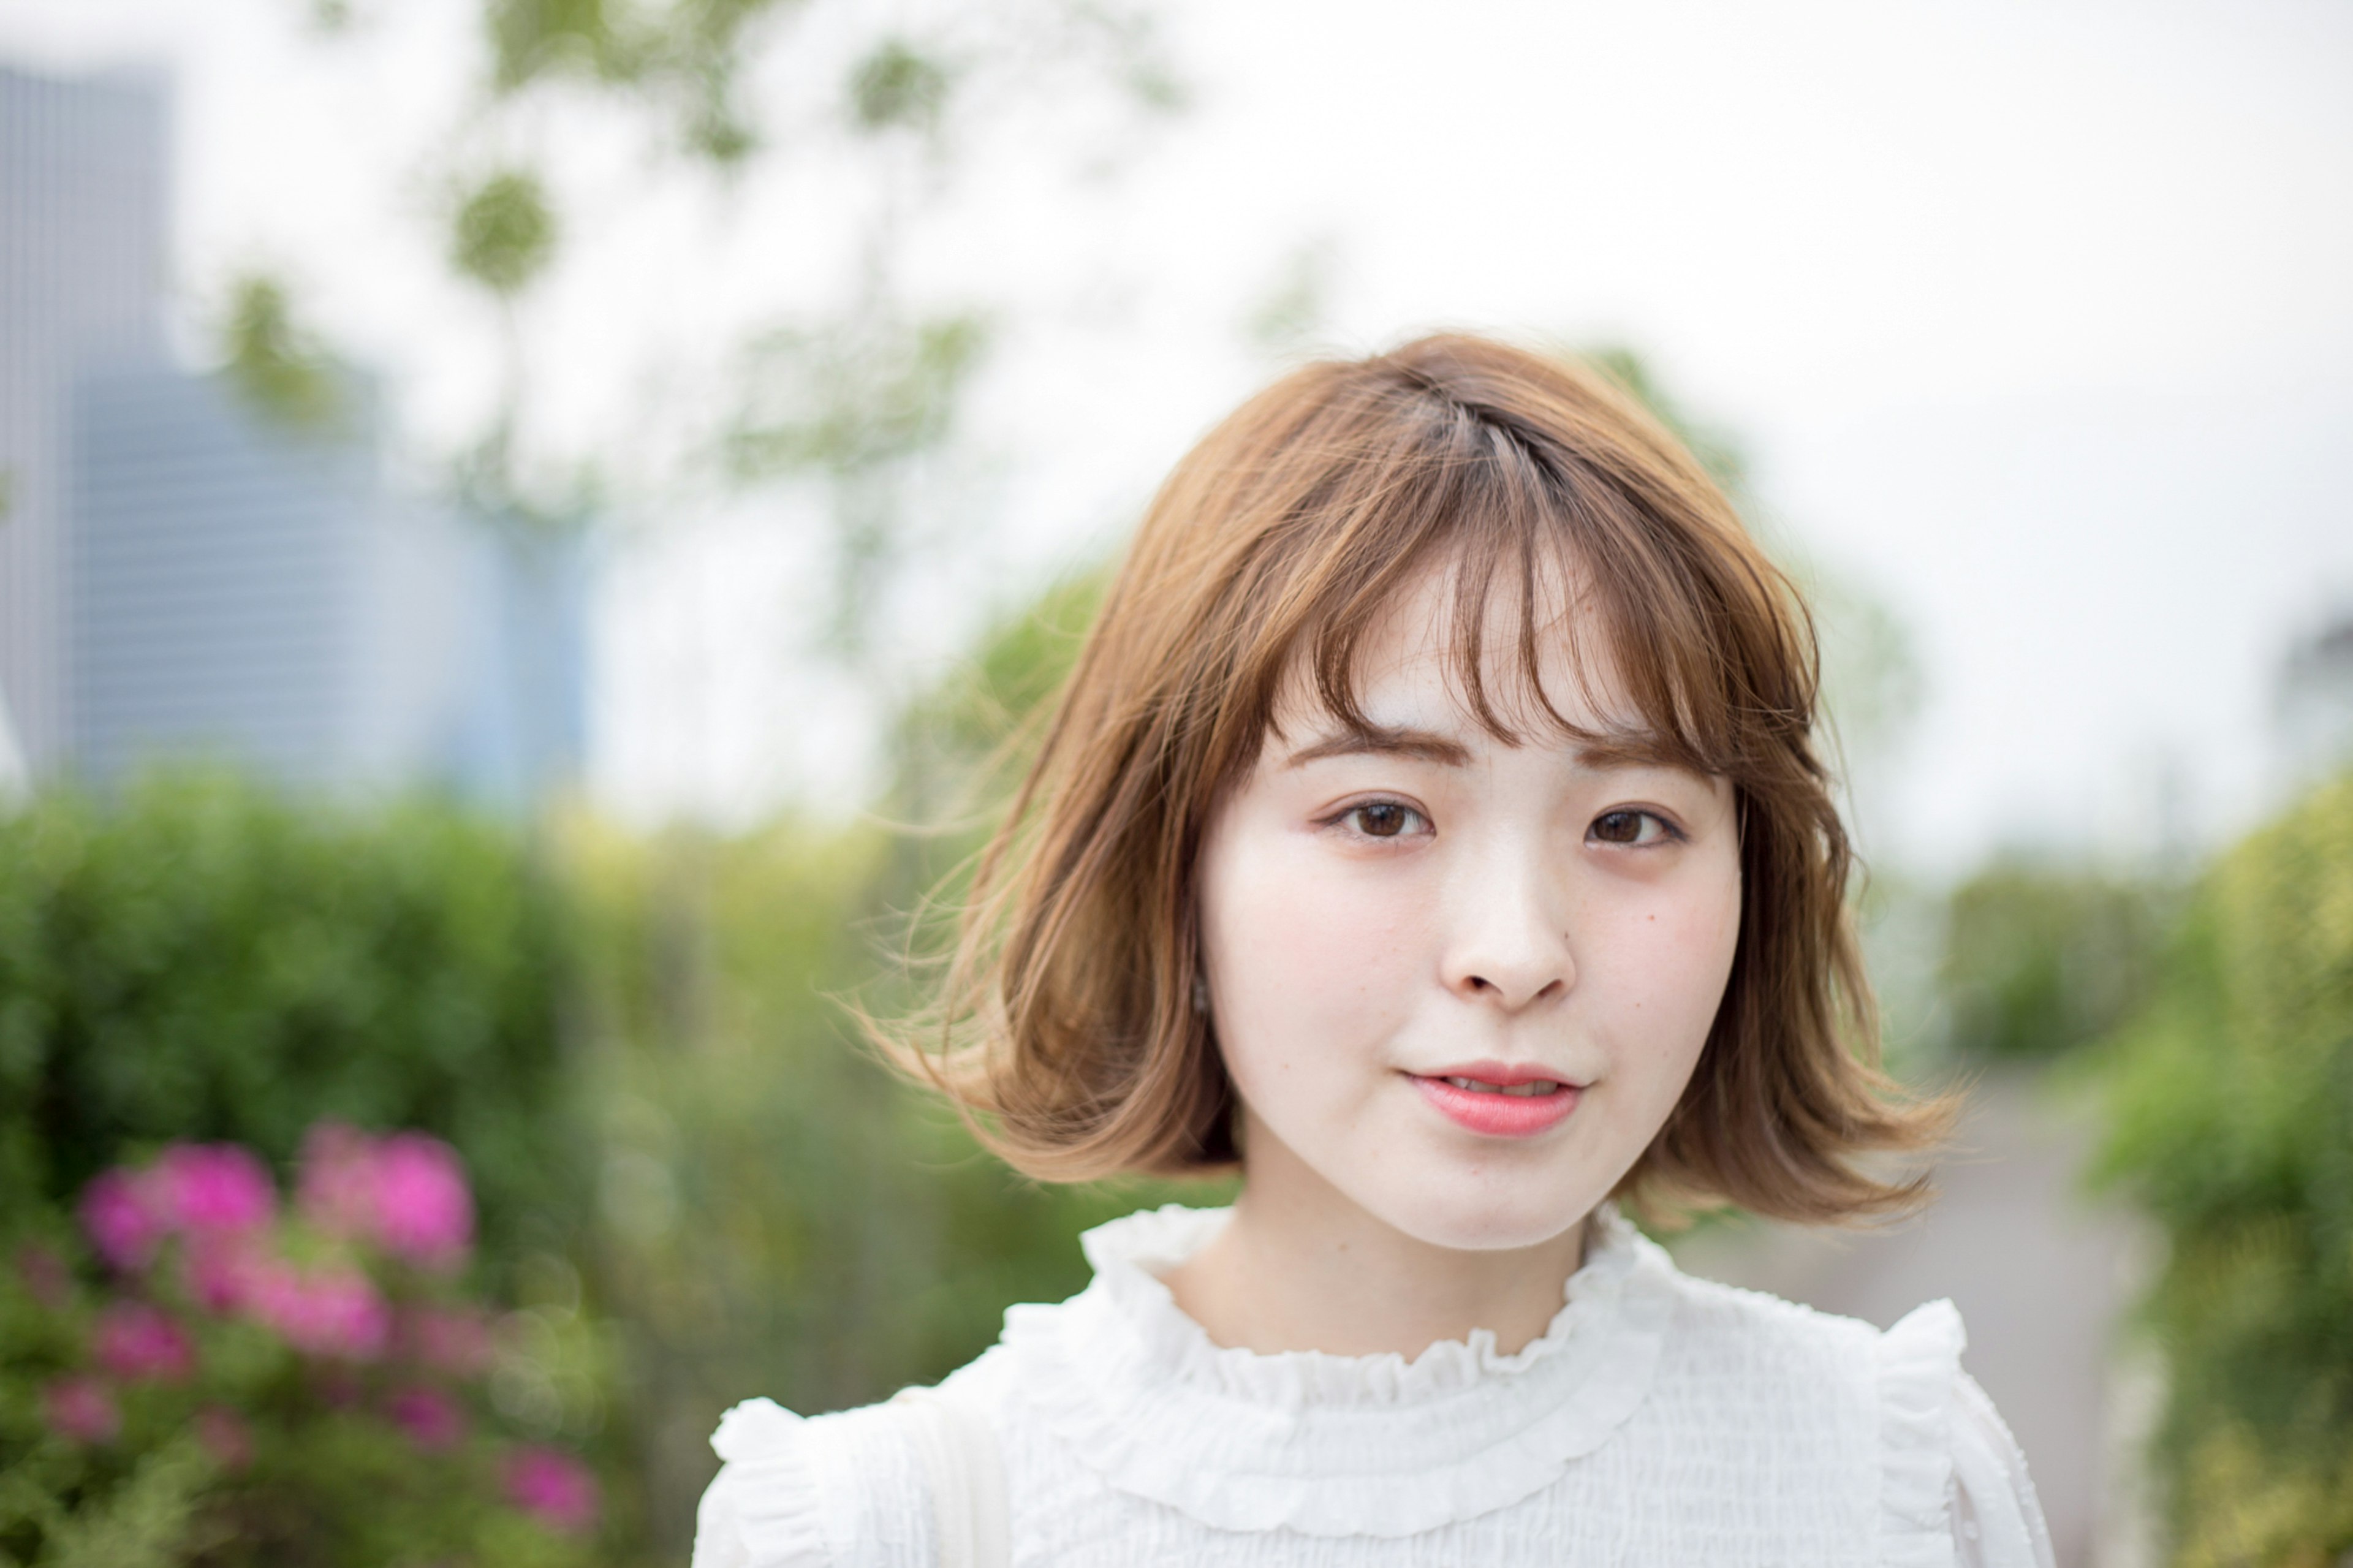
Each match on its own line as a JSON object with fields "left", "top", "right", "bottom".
{"left": 0, "top": 61, "right": 583, "bottom": 805}
{"left": 0, "top": 62, "right": 169, "bottom": 776}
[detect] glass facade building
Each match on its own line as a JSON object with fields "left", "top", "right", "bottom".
{"left": 4, "top": 61, "right": 583, "bottom": 804}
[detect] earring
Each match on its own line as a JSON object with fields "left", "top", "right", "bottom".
{"left": 1191, "top": 974, "right": 1210, "bottom": 1013}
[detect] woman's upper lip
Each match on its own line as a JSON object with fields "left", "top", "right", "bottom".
{"left": 1408, "top": 1059, "right": 1579, "bottom": 1088}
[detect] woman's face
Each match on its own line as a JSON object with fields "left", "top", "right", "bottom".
{"left": 1194, "top": 569, "right": 1744, "bottom": 1252}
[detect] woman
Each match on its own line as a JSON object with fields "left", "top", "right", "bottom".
{"left": 694, "top": 334, "right": 2052, "bottom": 1567}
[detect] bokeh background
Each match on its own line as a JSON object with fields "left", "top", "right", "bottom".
{"left": 1, "top": 2, "right": 2349, "bottom": 1563}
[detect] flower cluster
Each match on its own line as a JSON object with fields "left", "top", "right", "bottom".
{"left": 24, "top": 1125, "right": 599, "bottom": 1543}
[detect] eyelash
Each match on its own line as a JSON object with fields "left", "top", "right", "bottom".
{"left": 1586, "top": 809, "right": 1686, "bottom": 848}
{"left": 1323, "top": 801, "right": 1686, "bottom": 847}
{"left": 1327, "top": 798, "right": 1430, "bottom": 841}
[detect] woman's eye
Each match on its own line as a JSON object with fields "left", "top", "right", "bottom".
{"left": 1589, "top": 809, "right": 1672, "bottom": 846}
{"left": 1344, "top": 802, "right": 1423, "bottom": 839}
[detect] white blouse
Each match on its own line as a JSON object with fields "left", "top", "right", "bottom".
{"left": 694, "top": 1203, "right": 2055, "bottom": 1567}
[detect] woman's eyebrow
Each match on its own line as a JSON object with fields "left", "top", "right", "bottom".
{"left": 1572, "top": 732, "right": 1686, "bottom": 772}
{"left": 1283, "top": 724, "right": 1472, "bottom": 769}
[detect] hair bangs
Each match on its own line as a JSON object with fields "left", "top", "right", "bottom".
{"left": 1243, "top": 399, "right": 1742, "bottom": 784}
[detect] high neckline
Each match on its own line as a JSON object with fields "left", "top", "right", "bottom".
{"left": 997, "top": 1201, "right": 1680, "bottom": 1537}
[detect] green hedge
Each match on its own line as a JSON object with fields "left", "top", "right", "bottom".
{"left": 0, "top": 773, "right": 582, "bottom": 1268}
{"left": 2091, "top": 772, "right": 2353, "bottom": 1566}
{"left": 1936, "top": 859, "right": 2174, "bottom": 1061}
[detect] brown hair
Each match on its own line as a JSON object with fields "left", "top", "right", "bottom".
{"left": 893, "top": 333, "right": 1949, "bottom": 1223}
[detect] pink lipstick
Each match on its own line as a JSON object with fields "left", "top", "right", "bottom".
{"left": 1409, "top": 1061, "right": 1582, "bottom": 1138}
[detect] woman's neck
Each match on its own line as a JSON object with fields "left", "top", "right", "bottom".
{"left": 1162, "top": 1135, "right": 1589, "bottom": 1360}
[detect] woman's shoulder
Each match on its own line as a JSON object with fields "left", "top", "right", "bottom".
{"left": 1648, "top": 1256, "right": 2054, "bottom": 1568}
{"left": 689, "top": 1350, "right": 1016, "bottom": 1568}
{"left": 1648, "top": 1238, "right": 1992, "bottom": 1396}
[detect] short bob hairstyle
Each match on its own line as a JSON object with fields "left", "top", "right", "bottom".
{"left": 899, "top": 333, "right": 1948, "bottom": 1223}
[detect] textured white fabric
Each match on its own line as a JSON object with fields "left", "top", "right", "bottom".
{"left": 889, "top": 1385, "right": 1010, "bottom": 1568}
{"left": 692, "top": 1203, "right": 2055, "bottom": 1568}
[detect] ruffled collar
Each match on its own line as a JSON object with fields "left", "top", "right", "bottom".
{"left": 998, "top": 1201, "right": 1680, "bottom": 1537}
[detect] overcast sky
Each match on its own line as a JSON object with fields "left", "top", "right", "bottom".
{"left": 7, "top": 0, "right": 2350, "bottom": 868}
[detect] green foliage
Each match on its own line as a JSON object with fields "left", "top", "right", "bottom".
{"left": 0, "top": 1433, "right": 213, "bottom": 1567}
{"left": 1939, "top": 860, "right": 2174, "bottom": 1061}
{"left": 849, "top": 40, "right": 952, "bottom": 134}
{"left": 563, "top": 809, "right": 1216, "bottom": 1543}
{"left": 567, "top": 573, "right": 1228, "bottom": 1542}
{"left": 483, "top": 0, "right": 798, "bottom": 159}
{"left": 292, "top": 0, "right": 1183, "bottom": 551}
{"left": 485, "top": 0, "right": 638, "bottom": 89}
{"left": 726, "top": 308, "right": 991, "bottom": 654}
{"left": 727, "top": 312, "right": 990, "bottom": 482}
{"left": 2088, "top": 772, "right": 2353, "bottom": 1566}
{"left": 219, "top": 277, "right": 343, "bottom": 434}
{"left": 0, "top": 575, "right": 1214, "bottom": 1550}
{"left": 893, "top": 569, "right": 1105, "bottom": 795}
{"left": 0, "top": 1203, "right": 610, "bottom": 1567}
{"left": 452, "top": 171, "right": 559, "bottom": 298}
{"left": 0, "top": 773, "right": 580, "bottom": 1267}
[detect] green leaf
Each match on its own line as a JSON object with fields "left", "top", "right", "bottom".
{"left": 451, "top": 170, "right": 559, "bottom": 297}
{"left": 219, "top": 275, "right": 344, "bottom": 434}
{"left": 849, "top": 39, "right": 952, "bottom": 134}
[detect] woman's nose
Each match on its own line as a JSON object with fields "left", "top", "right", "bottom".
{"left": 1439, "top": 841, "right": 1574, "bottom": 1010}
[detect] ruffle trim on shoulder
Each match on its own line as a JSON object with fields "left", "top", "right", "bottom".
{"left": 1002, "top": 1202, "right": 1676, "bottom": 1537}
{"left": 1875, "top": 1300, "right": 1965, "bottom": 1568}
{"left": 701, "top": 1398, "right": 832, "bottom": 1568}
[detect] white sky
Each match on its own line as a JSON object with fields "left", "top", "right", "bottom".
{"left": 6, "top": 0, "right": 2350, "bottom": 868}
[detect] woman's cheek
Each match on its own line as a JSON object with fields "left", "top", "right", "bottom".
{"left": 1636, "top": 871, "right": 1742, "bottom": 1047}
{"left": 1218, "top": 843, "right": 1422, "bottom": 1080}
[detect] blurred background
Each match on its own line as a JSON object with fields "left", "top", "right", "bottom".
{"left": 1, "top": 1, "right": 2348, "bottom": 1563}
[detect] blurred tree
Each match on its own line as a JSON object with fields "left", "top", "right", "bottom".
{"left": 2087, "top": 771, "right": 2353, "bottom": 1565}
{"left": 267, "top": 0, "right": 1180, "bottom": 684}
{"left": 1937, "top": 860, "right": 2175, "bottom": 1061}
{"left": 219, "top": 275, "right": 344, "bottom": 434}
{"left": 726, "top": 309, "right": 991, "bottom": 656}
{"left": 450, "top": 170, "right": 558, "bottom": 298}
{"left": 561, "top": 572, "right": 1210, "bottom": 1544}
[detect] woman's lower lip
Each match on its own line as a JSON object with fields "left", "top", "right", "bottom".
{"left": 1409, "top": 1075, "right": 1581, "bottom": 1137}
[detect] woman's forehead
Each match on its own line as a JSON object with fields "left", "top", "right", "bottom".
{"left": 1273, "top": 556, "right": 1643, "bottom": 744}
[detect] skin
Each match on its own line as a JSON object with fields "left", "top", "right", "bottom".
{"left": 1164, "top": 566, "right": 1745, "bottom": 1358}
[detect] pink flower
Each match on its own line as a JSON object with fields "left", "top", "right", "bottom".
{"left": 153, "top": 1145, "right": 276, "bottom": 1235}
{"left": 42, "top": 1376, "right": 119, "bottom": 1444}
{"left": 388, "top": 1386, "right": 468, "bottom": 1451}
{"left": 369, "top": 1135, "right": 473, "bottom": 1268}
{"left": 181, "top": 1232, "right": 268, "bottom": 1314}
{"left": 249, "top": 1263, "right": 392, "bottom": 1360}
{"left": 403, "top": 1305, "right": 495, "bottom": 1377}
{"left": 504, "top": 1447, "right": 599, "bottom": 1535}
{"left": 297, "top": 1123, "right": 377, "bottom": 1239}
{"left": 93, "top": 1301, "right": 195, "bottom": 1382}
{"left": 195, "top": 1404, "right": 252, "bottom": 1470}
{"left": 13, "top": 1242, "right": 71, "bottom": 1309}
{"left": 299, "top": 1124, "right": 474, "bottom": 1270}
{"left": 78, "top": 1145, "right": 276, "bottom": 1274}
{"left": 78, "top": 1168, "right": 167, "bottom": 1271}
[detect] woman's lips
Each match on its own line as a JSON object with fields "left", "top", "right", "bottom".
{"left": 1408, "top": 1067, "right": 1582, "bottom": 1138}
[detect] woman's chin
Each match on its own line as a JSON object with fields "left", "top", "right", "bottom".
{"left": 1360, "top": 1178, "right": 1598, "bottom": 1256}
